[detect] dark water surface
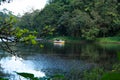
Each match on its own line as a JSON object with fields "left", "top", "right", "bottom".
{"left": 0, "top": 42, "right": 119, "bottom": 79}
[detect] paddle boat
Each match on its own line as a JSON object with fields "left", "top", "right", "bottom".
{"left": 53, "top": 39, "right": 65, "bottom": 44}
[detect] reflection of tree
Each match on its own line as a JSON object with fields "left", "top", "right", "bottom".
{"left": 81, "top": 44, "right": 99, "bottom": 61}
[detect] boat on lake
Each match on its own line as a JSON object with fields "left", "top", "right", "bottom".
{"left": 53, "top": 39, "right": 65, "bottom": 44}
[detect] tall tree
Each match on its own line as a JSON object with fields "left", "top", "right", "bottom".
{"left": 17, "top": 0, "right": 120, "bottom": 39}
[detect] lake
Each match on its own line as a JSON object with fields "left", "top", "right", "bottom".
{"left": 0, "top": 42, "right": 119, "bottom": 80}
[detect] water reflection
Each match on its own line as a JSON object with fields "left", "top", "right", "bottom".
{"left": 0, "top": 56, "right": 45, "bottom": 80}
{"left": 16, "top": 42, "right": 118, "bottom": 69}
{"left": 54, "top": 42, "right": 65, "bottom": 47}
{"left": 0, "top": 42, "right": 119, "bottom": 80}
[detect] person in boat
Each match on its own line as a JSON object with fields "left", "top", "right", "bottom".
{"left": 55, "top": 38, "right": 63, "bottom": 41}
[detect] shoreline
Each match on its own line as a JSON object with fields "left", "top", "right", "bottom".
{"left": 45, "top": 36, "right": 120, "bottom": 44}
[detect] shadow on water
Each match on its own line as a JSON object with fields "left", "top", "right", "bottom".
{"left": 0, "top": 42, "right": 119, "bottom": 80}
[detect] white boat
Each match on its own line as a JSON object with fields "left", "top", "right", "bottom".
{"left": 53, "top": 39, "right": 65, "bottom": 44}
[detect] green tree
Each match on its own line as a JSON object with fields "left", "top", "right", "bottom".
{"left": 0, "top": 1, "right": 37, "bottom": 54}
{"left": 17, "top": 0, "right": 120, "bottom": 40}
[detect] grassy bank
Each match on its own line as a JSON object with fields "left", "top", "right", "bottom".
{"left": 46, "top": 36, "right": 120, "bottom": 44}
{"left": 96, "top": 37, "right": 120, "bottom": 43}
{"left": 45, "top": 36, "right": 83, "bottom": 43}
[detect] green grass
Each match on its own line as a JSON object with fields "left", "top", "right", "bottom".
{"left": 46, "top": 36, "right": 120, "bottom": 43}
{"left": 46, "top": 36, "right": 82, "bottom": 43}
{"left": 96, "top": 37, "right": 120, "bottom": 43}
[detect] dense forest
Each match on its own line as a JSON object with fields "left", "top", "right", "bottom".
{"left": 0, "top": 0, "right": 120, "bottom": 40}
{"left": 0, "top": 0, "right": 120, "bottom": 80}
{"left": 16, "top": 0, "right": 120, "bottom": 40}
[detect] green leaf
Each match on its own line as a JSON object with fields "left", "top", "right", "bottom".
{"left": 31, "top": 39, "right": 37, "bottom": 45}
{"left": 40, "top": 44, "right": 44, "bottom": 48}
{"left": 16, "top": 72, "right": 34, "bottom": 79}
{"left": 101, "top": 72, "right": 120, "bottom": 80}
{"left": 0, "top": 77, "right": 9, "bottom": 80}
{"left": 51, "top": 74, "right": 64, "bottom": 79}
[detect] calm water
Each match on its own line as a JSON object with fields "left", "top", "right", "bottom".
{"left": 0, "top": 42, "right": 119, "bottom": 79}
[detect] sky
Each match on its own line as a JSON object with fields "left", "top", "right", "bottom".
{"left": 0, "top": 0, "right": 47, "bottom": 16}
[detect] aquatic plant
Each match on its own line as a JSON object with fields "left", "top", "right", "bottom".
{"left": 0, "top": 78, "right": 8, "bottom": 80}
{"left": 16, "top": 72, "right": 65, "bottom": 80}
{"left": 83, "top": 67, "right": 104, "bottom": 80}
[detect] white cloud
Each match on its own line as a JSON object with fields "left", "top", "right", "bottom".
{"left": 0, "top": 0, "right": 47, "bottom": 15}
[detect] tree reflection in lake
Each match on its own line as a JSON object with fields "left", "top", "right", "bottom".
{"left": 0, "top": 42, "right": 119, "bottom": 80}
